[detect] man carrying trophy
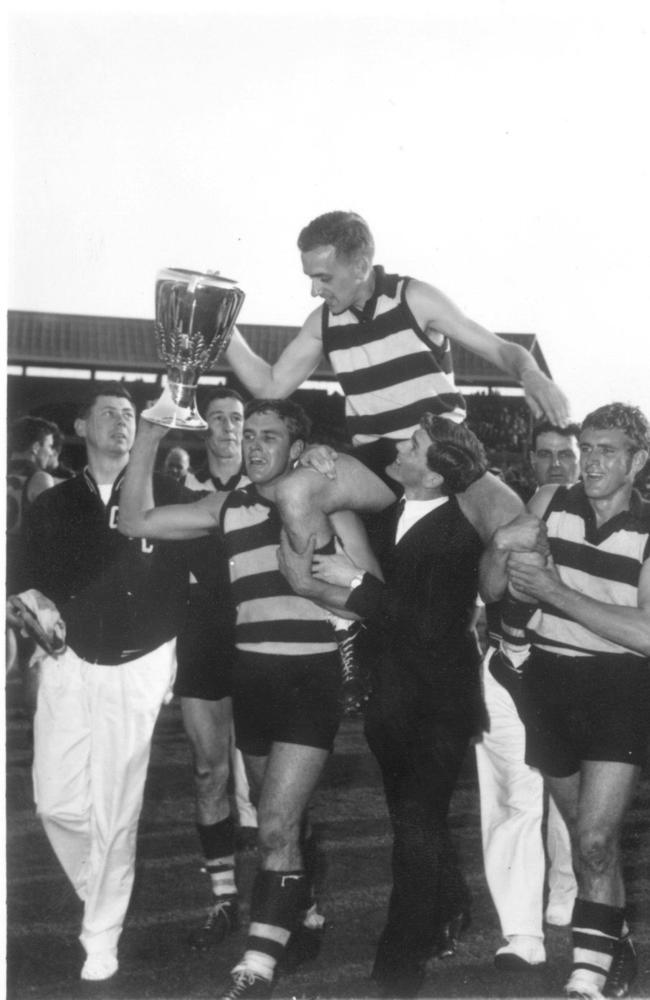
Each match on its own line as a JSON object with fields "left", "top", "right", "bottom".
{"left": 16, "top": 381, "right": 190, "bottom": 983}
{"left": 9, "top": 271, "right": 246, "bottom": 984}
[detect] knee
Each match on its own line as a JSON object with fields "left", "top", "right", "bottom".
{"left": 575, "top": 827, "right": 618, "bottom": 876}
{"left": 275, "top": 471, "right": 324, "bottom": 521}
{"left": 257, "top": 808, "right": 299, "bottom": 861}
{"left": 192, "top": 755, "right": 230, "bottom": 796}
{"left": 36, "top": 799, "right": 88, "bottom": 826}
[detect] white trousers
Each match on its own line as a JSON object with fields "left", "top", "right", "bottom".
{"left": 475, "top": 648, "right": 576, "bottom": 939}
{"left": 32, "top": 640, "right": 176, "bottom": 956}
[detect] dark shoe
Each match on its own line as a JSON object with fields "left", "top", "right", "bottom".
{"left": 434, "top": 910, "right": 471, "bottom": 959}
{"left": 235, "top": 826, "right": 258, "bottom": 853}
{"left": 189, "top": 894, "right": 239, "bottom": 951}
{"left": 219, "top": 968, "right": 273, "bottom": 999}
{"left": 336, "top": 624, "right": 369, "bottom": 717}
{"left": 603, "top": 935, "right": 638, "bottom": 998}
{"left": 278, "top": 922, "right": 325, "bottom": 974}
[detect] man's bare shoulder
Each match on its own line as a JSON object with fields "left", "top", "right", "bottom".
{"left": 404, "top": 277, "right": 467, "bottom": 339}
{"left": 404, "top": 276, "right": 448, "bottom": 312}
{"left": 300, "top": 304, "right": 325, "bottom": 340}
{"left": 527, "top": 484, "right": 561, "bottom": 516}
{"left": 457, "top": 472, "right": 525, "bottom": 545}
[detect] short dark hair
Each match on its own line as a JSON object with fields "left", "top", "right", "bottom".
{"left": 531, "top": 420, "right": 581, "bottom": 450}
{"left": 419, "top": 414, "right": 488, "bottom": 493}
{"left": 581, "top": 402, "right": 649, "bottom": 454}
{"left": 9, "top": 416, "right": 59, "bottom": 454}
{"left": 297, "top": 211, "right": 375, "bottom": 261}
{"left": 244, "top": 399, "right": 311, "bottom": 445}
{"left": 76, "top": 381, "right": 134, "bottom": 420}
{"left": 203, "top": 386, "right": 245, "bottom": 409}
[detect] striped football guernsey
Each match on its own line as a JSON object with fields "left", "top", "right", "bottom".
{"left": 322, "top": 266, "right": 466, "bottom": 446}
{"left": 221, "top": 485, "right": 337, "bottom": 658}
{"left": 529, "top": 483, "right": 650, "bottom": 659}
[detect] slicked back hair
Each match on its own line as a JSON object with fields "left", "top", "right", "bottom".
{"left": 419, "top": 413, "right": 488, "bottom": 494}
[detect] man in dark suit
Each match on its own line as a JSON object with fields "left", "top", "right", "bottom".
{"left": 279, "top": 414, "right": 520, "bottom": 997}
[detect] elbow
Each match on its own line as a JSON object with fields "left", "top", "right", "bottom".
{"left": 117, "top": 509, "right": 146, "bottom": 538}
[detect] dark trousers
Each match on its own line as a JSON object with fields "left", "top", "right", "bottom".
{"left": 365, "top": 693, "right": 472, "bottom": 984}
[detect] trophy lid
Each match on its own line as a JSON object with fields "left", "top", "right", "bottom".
{"left": 158, "top": 267, "right": 241, "bottom": 290}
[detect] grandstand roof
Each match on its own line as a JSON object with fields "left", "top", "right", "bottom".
{"left": 7, "top": 310, "right": 552, "bottom": 387}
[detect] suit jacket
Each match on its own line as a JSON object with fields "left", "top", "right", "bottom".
{"left": 348, "top": 496, "right": 483, "bottom": 724}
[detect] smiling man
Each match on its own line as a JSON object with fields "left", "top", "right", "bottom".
{"left": 482, "top": 402, "right": 650, "bottom": 1000}
{"left": 119, "top": 398, "right": 380, "bottom": 1000}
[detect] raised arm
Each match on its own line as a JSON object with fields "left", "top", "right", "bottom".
{"left": 118, "top": 419, "right": 225, "bottom": 540}
{"left": 406, "top": 279, "right": 571, "bottom": 426}
{"left": 224, "top": 309, "right": 324, "bottom": 398}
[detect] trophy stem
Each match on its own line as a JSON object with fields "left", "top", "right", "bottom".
{"left": 141, "top": 382, "right": 208, "bottom": 431}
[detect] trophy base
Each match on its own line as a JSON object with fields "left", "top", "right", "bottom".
{"left": 141, "top": 384, "right": 207, "bottom": 431}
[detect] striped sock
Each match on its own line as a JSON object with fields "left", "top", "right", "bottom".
{"left": 568, "top": 898, "right": 625, "bottom": 995}
{"left": 197, "top": 817, "right": 236, "bottom": 900}
{"left": 500, "top": 590, "right": 537, "bottom": 668}
{"left": 241, "top": 870, "right": 307, "bottom": 979}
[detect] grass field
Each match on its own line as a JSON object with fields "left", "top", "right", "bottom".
{"left": 6, "top": 680, "right": 650, "bottom": 1000}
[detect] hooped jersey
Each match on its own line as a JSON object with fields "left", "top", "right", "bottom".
{"left": 322, "top": 265, "right": 466, "bottom": 445}
{"left": 221, "top": 484, "right": 337, "bottom": 659}
{"left": 529, "top": 483, "right": 650, "bottom": 660}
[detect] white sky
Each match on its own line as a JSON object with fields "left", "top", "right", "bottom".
{"left": 7, "top": 0, "right": 650, "bottom": 421}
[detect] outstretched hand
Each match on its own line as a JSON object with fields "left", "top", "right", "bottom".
{"left": 521, "top": 370, "right": 571, "bottom": 427}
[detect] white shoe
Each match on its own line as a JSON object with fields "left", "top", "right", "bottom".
{"left": 495, "top": 935, "right": 546, "bottom": 970}
{"left": 81, "top": 951, "right": 118, "bottom": 981}
{"left": 564, "top": 970, "right": 605, "bottom": 999}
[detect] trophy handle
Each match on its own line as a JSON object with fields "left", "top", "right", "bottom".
{"left": 141, "top": 382, "right": 207, "bottom": 431}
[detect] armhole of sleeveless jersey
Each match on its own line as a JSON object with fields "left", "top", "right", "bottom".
{"left": 320, "top": 304, "right": 331, "bottom": 362}
{"left": 400, "top": 275, "right": 447, "bottom": 355}
{"left": 541, "top": 484, "right": 567, "bottom": 523}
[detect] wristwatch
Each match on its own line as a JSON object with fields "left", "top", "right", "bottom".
{"left": 349, "top": 573, "right": 365, "bottom": 590}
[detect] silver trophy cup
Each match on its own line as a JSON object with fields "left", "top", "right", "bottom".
{"left": 142, "top": 267, "right": 245, "bottom": 430}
